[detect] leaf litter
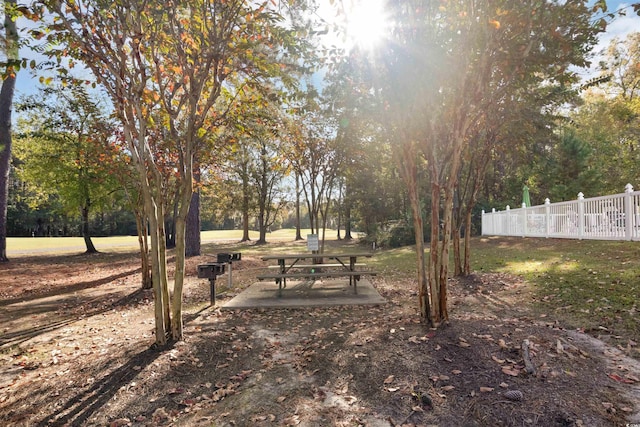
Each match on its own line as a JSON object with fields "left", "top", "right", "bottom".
{"left": 0, "top": 251, "right": 638, "bottom": 426}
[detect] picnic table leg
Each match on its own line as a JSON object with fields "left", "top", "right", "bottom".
{"left": 349, "top": 256, "right": 357, "bottom": 287}
{"left": 279, "top": 259, "right": 287, "bottom": 289}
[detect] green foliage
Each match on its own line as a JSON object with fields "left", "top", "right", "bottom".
{"left": 539, "top": 130, "right": 602, "bottom": 201}
{"left": 13, "top": 85, "right": 120, "bottom": 231}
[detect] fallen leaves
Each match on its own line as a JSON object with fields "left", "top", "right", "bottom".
{"left": 383, "top": 375, "right": 400, "bottom": 392}
{"left": 608, "top": 373, "right": 636, "bottom": 384}
{"left": 408, "top": 335, "right": 429, "bottom": 344}
{"left": 492, "top": 355, "right": 505, "bottom": 364}
{"left": 501, "top": 366, "right": 521, "bottom": 377}
{"left": 458, "top": 337, "right": 471, "bottom": 348}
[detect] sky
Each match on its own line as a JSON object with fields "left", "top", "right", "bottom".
{"left": 12, "top": 1, "right": 640, "bottom": 100}
{"left": 588, "top": 1, "right": 640, "bottom": 70}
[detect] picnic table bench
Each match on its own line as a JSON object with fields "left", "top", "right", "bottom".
{"left": 257, "top": 252, "right": 377, "bottom": 296}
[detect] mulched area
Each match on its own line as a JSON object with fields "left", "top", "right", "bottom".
{"left": 1, "top": 248, "right": 639, "bottom": 426}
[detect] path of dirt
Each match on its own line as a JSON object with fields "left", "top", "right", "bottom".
{"left": 1, "top": 247, "right": 639, "bottom": 426}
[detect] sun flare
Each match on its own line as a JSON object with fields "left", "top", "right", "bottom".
{"left": 346, "top": 0, "right": 388, "bottom": 51}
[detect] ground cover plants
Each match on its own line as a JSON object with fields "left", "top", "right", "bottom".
{"left": 1, "top": 236, "right": 639, "bottom": 426}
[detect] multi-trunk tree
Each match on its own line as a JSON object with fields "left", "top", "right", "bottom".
{"left": 356, "top": 0, "right": 601, "bottom": 326}
{"left": 35, "top": 0, "right": 312, "bottom": 345}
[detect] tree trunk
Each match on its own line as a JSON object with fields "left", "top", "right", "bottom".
{"left": 409, "top": 187, "right": 430, "bottom": 324}
{"left": 130, "top": 124, "right": 170, "bottom": 346}
{"left": 344, "top": 203, "right": 352, "bottom": 240}
{"left": 241, "top": 171, "right": 251, "bottom": 242}
{"left": 463, "top": 208, "right": 473, "bottom": 275}
{"left": 428, "top": 180, "right": 442, "bottom": 323}
{"left": 185, "top": 168, "right": 201, "bottom": 257}
{"left": 257, "top": 212, "right": 267, "bottom": 244}
{"left": 135, "top": 208, "right": 152, "bottom": 289}
{"left": 0, "top": 0, "right": 17, "bottom": 263}
{"left": 336, "top": 182, "right": 343, "bottom": 240}
{"left": 295, "top": 172, "right": 302, "bottom": 240}
{"left": 437, "top": 186, "right": 455, "bottom": 322}
{"left": 397, "top": 142, "right": 431, "bottom": 324}
{"left": 145, "top": 182, "right": 169, "bottom": 346}
{"left": 81, "top": 199, "right": 98, "bottom": 254}
{"left": 165, "top": 195, "right": 177, "bottom": 249}
{"left": 452, "top": 201, "right": 463, "bottom": 276}
{"left": 171, "top": 156, "right": 194, "bottom": 342}
{"left": 453, "top": 227, "right": 462, "bottom": 276}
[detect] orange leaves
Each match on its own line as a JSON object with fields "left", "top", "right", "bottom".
{"left": 488, "top": 19, "right": 500, "bottom": 30}
{"left": 501, "top": 366, "right": 521, "bottom": 377}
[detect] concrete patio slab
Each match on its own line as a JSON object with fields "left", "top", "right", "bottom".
{"left": 221, "top": 277, "right": 386, "bottom": 309}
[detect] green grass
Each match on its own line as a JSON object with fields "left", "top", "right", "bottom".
{"left": 6, "top": 228, "right": 336, "bottom": 255}
{"left": 471, "top": 236, "right": 640, "bottom": 344}
{"left": 8, "top": 233, "right": 639, "bottom": 346}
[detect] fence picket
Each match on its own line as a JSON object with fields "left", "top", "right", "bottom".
{"left": 482, "top": 184, "right": 640, "bottom": 241}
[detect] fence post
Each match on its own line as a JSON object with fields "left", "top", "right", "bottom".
{"left": 625, "top": 183, "right": 634, "bottom": 241}
{"left": 522, "top": 203, "right": 527, "bottom": 237}
{"left": 506, "top": 205, "right": 511, "bottom": 236}
{"left": 492, "top": 208, "right": 496, "bottom": 235}
{"left": 545, "top": 198, "right": 551, "bottom": 238}
{"left": 577, "top": 192, "right": 584, "bottom": 240}
{"left": 481, "top": 210, "right": 485, "bottom": 235}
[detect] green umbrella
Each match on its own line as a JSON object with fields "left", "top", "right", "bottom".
{"left": 522, "top": 185, "right": 531, "bottom": 207}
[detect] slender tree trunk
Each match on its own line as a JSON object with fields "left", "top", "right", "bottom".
{"left": 408, "top": 176, "right": 431, "bottom": 324}
{"left": 257, "top": 211, "right": 267, "bottom": 244}
{"left": 437, "top": 186, "right": 456, "bottom": 322}
{"left": 336, "top": 182, "right": 343, "bottom": 240}
{"left": 135, "top": 208, "right": 152, "bottom": 289}
{"left": 344, "top": 203, "right": 352, "bottom": 240}
{"left": 241, "top": 177, "right": 250, "bottom": 241}
{"left": 0, "top": 0, "right": 17, "bottom": 263}
{"left": 453, "top": 201, "right": 463, "bottom": 276}
{"left": 463, "top": 209, "right": 473, "bottom": 275}
{"left": 428, "top": 181, "right": 442, "bottom": 323}
{"left": 295, "top": 173, "right": 302, "bottom": 240}
{"left": 130, "top": 124, "right": 170, "bottom": 346}
{"left": 185, "top": 167, "right": 201, "bottom": 257}
{"left": 185, "top": 189, "right": 200, "bottom": 256}
{"left": 397, "top": 141, "right": 432, "bottom": 324}
{"left": 81, "top": 199, "right": 98, "bottom": 254}
{"left": 144, "top": 180, "right": 169, "bottom": 346}
{"left": 453, "top": 227, "right": 462, "bottom": 276}
{"left": 166, "top": 193, "right": 178, "bottom": 249}
{"left": 171, "top": 150, "right": 194, "bottom": 341}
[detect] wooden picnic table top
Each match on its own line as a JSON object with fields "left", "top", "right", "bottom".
{"left": 261, "top": 252, "right": 374, "bottom": 261}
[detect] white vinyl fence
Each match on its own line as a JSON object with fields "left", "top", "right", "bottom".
{"left": 481, "top": 184, "right": 640, "bottom": 241}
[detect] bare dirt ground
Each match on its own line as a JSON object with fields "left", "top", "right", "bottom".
{"left": 1, "top": 242, "right": 640, "bottom": 426}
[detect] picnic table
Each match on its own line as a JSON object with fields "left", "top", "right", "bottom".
{"left": 257, "top": 252, "right": 377, "bottom": 296}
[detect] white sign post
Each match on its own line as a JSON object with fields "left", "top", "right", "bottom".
{"left": 307, "top": 234, "right": 319, "bottom": 252}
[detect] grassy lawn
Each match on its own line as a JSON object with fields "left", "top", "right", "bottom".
{"left": 471, "top": 236, "right": 640, "bottom": 343}
{"left": 370, "top": 236, "right": 640, "bottom": 346}
{"left": 6, "top": 228, "right": 336, "bottom": 255}
{"left": 7, "top": 233, "right": 639, "bottom": 346}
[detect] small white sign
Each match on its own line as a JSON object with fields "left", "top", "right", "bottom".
{"left": 307, "top": 234, "right": 319, "bottom": 251}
